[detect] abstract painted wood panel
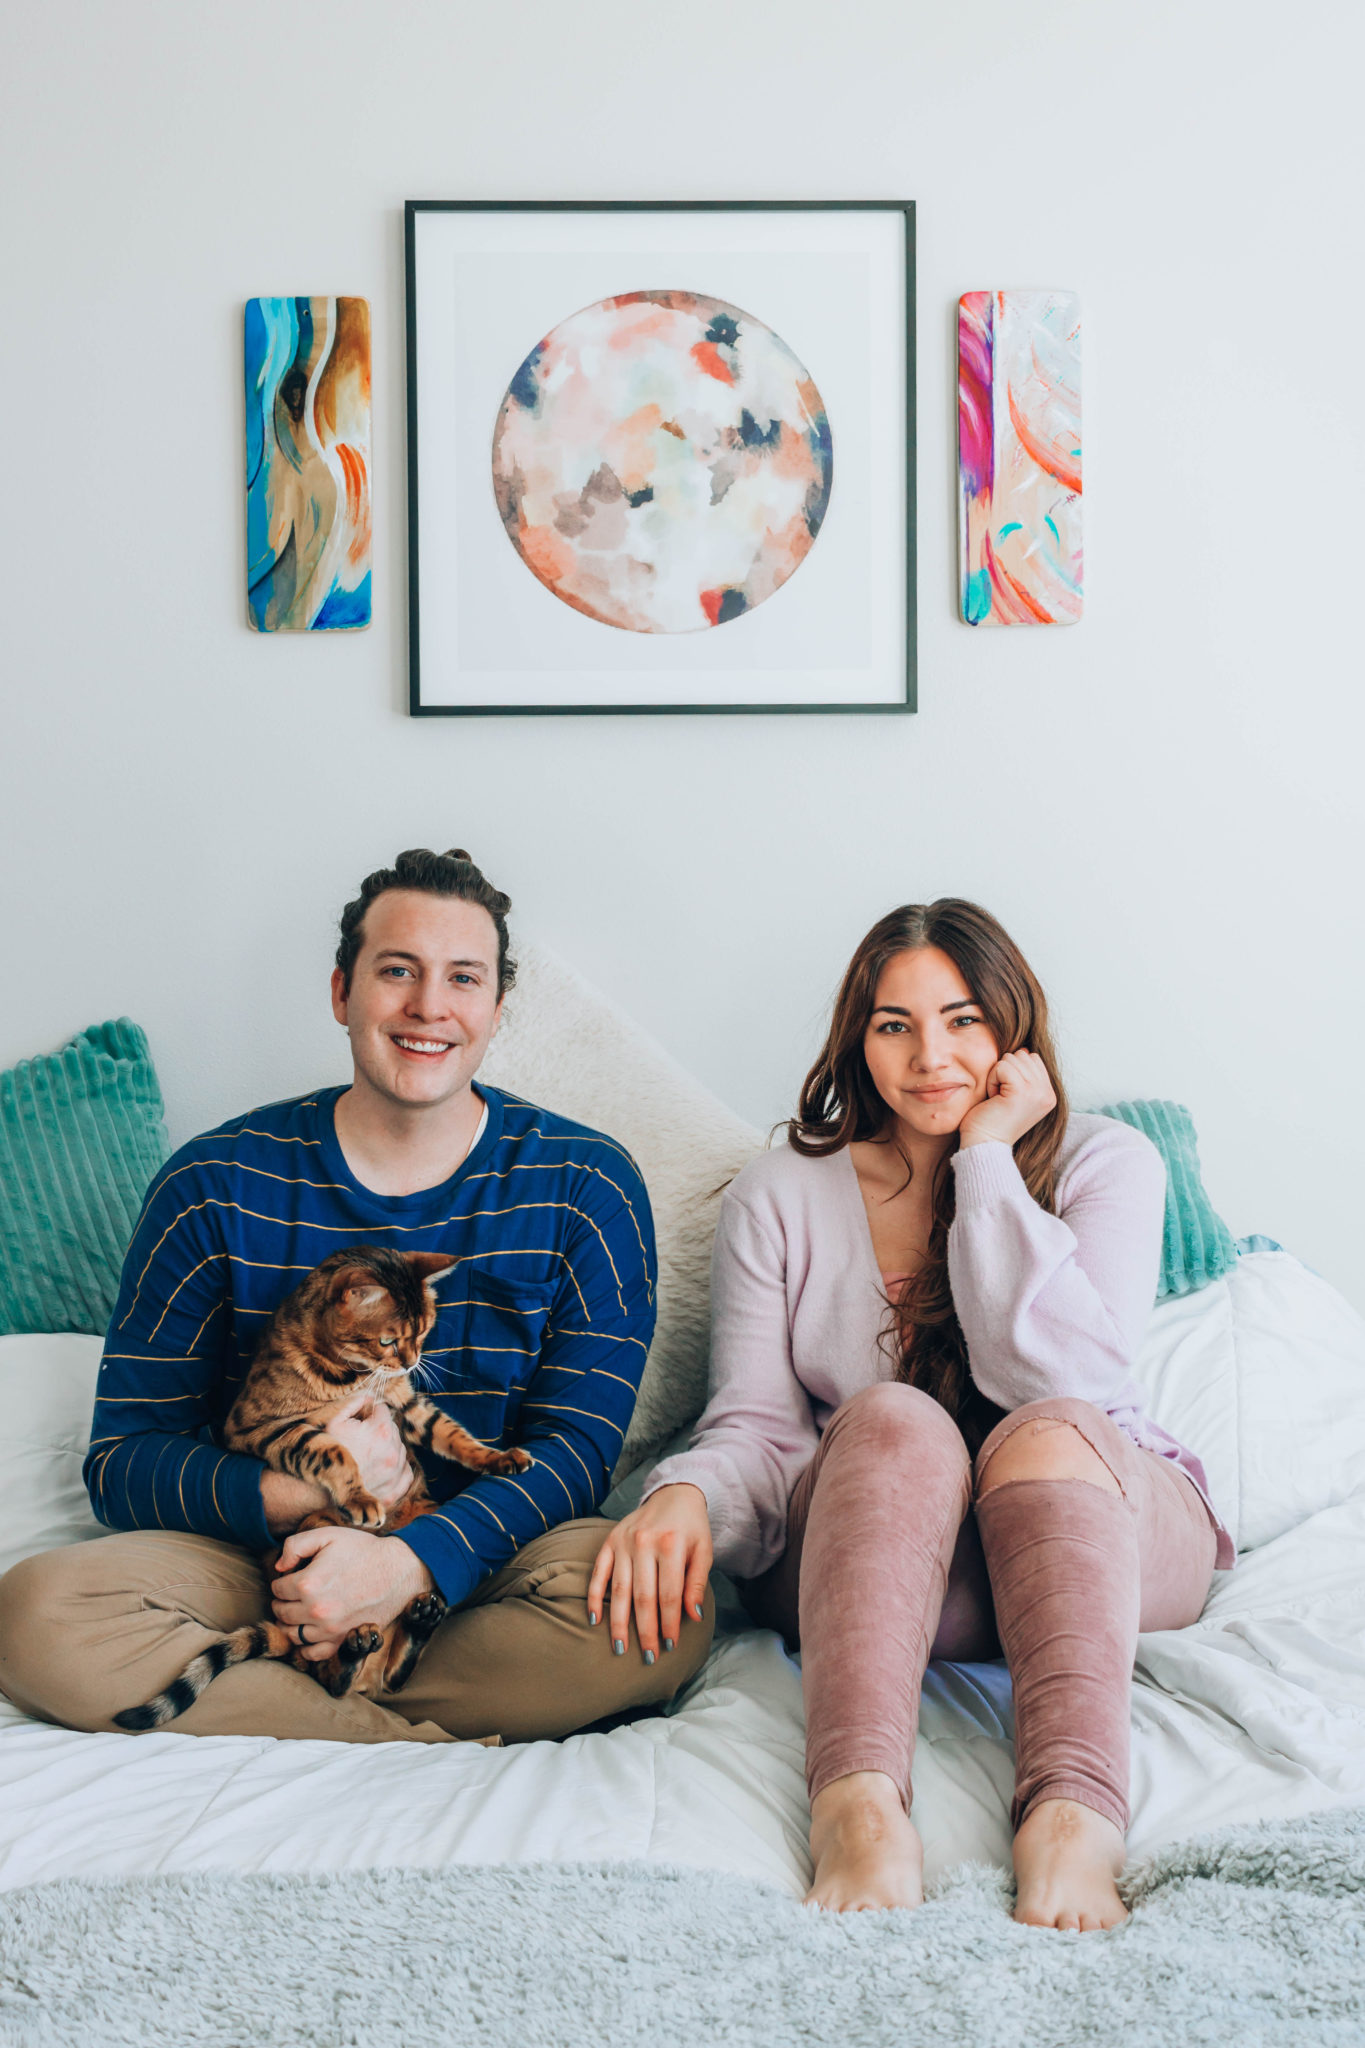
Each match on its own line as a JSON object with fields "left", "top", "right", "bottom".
{"left": 244, "top": 296, "right": 371, "bottom": 631}
{"left": 958, "top": 290, "right": 1081, "bottom": 626}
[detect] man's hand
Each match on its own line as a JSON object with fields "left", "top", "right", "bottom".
{"left": 259, "top": 1397, "right": 413, "bottom": 1540}
{"left": 270, "top": 1526, "right": 434, "bottom": 1662}
{"left": 328, "top": 1396, "right": 414, "bottom": 1513}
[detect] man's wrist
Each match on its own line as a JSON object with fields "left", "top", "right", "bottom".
{"left": 261, "top": 1470, "right": 330, "bottom": 1539}
{"left": 388, "top": 1537, "right": 436, "bottom": 1603}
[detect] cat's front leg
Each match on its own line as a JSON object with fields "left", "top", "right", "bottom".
{"left": 239, "top": 1418, "right": 386, "bottom": 1528}
{"left": 392, "top": 1393, "right": 532, "bottom": 1477}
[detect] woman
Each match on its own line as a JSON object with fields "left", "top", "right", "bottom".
{"left": 588, "top": 901, "right": 1231, "bottom": 1929}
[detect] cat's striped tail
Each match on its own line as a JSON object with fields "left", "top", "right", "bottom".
{"left": 113, "top": 1623, "right": 295, "bottom": 1730}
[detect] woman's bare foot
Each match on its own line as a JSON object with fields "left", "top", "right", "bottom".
{"left": 1012, "top": 1798, "right": 1128, "bottom": 1931}
{"left": 806, "top": 1771, "right": 924, "bottom": 1911}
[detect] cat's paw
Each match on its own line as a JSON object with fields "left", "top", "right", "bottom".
{"left": 321, "top": 1626, "right": 385, "bottom": 1698}
{"left": 492, "top": 1448, "right": 533, "bottom": 1474}
{"left": 347, "top": 1491, "right": 386, "bottom": 1530}
{"left": 405, "top": 1592, "right": 448, "bottom": 1639}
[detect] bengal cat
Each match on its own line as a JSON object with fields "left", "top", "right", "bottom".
{"left": 114, "top": 1245, "right": 530, "bottom": 1730}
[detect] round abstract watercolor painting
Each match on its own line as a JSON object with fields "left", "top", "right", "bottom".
{"left": 490, "top": 291, "right": 833, "bottom": 634}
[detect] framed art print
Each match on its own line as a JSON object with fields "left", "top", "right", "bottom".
{"left": 405, "top": 201, "right": 915, "bottom": 715}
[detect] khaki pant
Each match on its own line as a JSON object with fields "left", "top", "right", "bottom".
{"left": 0, "top": 1519, "right": 714, "bottom": 1746}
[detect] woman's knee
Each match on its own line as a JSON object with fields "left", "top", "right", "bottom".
{"left": 974, "top": 1398, "right": 1126, "bottom": 1500}
{"left": 825, "top": 1381, "right": 971, "bottom": 1468}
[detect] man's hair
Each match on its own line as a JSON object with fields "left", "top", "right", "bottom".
{"left": 335, "top": 848, "right": 517, "bottom": 996}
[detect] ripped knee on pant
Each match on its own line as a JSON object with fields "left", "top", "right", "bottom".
{"left": 974, "top": 1416, "right": 1125, "bottom": 1501}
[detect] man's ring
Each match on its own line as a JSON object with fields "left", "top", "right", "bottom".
{"left": 298, "top": 1624, "right": 311, "bottom": 1645}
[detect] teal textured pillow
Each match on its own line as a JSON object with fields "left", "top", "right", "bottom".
{"left": 0, "top": 1020, "right": 170, "bottom": 1336}
{"left": 1094, "top": 1098, "right": 1237, "bottom": 1299}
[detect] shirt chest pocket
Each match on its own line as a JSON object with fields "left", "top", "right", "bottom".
{"left": 440, "top": 1267, "right": 556, "bottom": 1395}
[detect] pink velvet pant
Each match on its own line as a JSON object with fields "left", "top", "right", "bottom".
{"left": 738, "top": 1385, "right": 1218, "bottom": 1835}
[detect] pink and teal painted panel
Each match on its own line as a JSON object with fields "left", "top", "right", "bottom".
{"left": 958, "top": 290, "right": 1081, "bottom": 626}
{"left": 244, "top": 296, "right": 372, "bottom": 632}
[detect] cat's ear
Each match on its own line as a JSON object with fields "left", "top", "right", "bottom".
{"left": 327, "top": 1264, "right": 389, "bottom": 1309}
{"left": 406, "top": 1253, "right": 458, "bottom": 1284}
{"left": 344, "top": 1286, "right": 389, "bottom": 1310}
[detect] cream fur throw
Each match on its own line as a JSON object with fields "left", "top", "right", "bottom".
{"left": 479, "top": 944, "right": 764, "bottom": 1482}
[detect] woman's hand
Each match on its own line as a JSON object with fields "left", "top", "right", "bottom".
{"left": 587, "top": 1483, "right": 712, "bottom": 1661}
{"left": 328, "top": 1395, "right": 414, "bottom": 1514}
{"left": 958, "top": 1049, "right": 1058, "bottom": 1150}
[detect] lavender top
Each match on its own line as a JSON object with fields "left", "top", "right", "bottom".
{"left": 644, "top": 1114, "right": 1234, "bottom": 1575}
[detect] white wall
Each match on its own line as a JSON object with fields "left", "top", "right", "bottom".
{"left": 2, "top": 0, "right": 1362, "bottom": 1305}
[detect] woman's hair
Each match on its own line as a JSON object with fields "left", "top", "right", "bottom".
{"left": 789, "top": 899, "right": 1068, "bottom": 1448}
{"left": 335, "top": 848, "right": 517, "bottom": 997}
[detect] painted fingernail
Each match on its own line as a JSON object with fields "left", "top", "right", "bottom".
{"left": 612, "top": 1639, "right": 625, "bottom": 1656}
{"left": 643, "top": 1649, "right": 656, "bottom": 1666}
{"left": 588, "top": 1611, "right": 599, "bottom": 1626}
{"left": 663, "top": 1638, "right": 675, "bottom": 1652}
{"left": 692, "top": 1604, "right": 704, "bottom": 1621}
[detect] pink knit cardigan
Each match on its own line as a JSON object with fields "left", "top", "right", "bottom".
{"left": 644, "top": 1115, "right": 1233, "bottom": 1575}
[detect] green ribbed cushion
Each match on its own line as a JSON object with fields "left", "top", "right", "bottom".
{"left": 0, "top": 1020, "right": 170, "bottom": 1336}
{"left": 1095, "top": 1098, "right": 1237, "bottom": 1299}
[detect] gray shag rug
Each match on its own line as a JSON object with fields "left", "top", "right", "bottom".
{"left": 2, "top": 1811, "right": 1363, "bottom": 2048}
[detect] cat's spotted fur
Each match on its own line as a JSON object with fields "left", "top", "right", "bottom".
{"left": 115, "top": 1245, "right": 529, "bottom": 1730}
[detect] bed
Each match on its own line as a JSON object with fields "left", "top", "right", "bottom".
{"left": 2, "top": 951, "right": 1362, "bottom": 1899}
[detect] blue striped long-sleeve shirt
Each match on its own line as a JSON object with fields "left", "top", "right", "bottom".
{"left": 84, "top": 1084, "right": 656, "bottom": 1606}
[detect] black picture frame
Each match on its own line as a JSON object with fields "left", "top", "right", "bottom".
{"left": 405, "top": 199, "right": 916, "bottom": 717}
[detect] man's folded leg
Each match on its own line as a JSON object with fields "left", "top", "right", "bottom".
{"left": 0, "top": 1519, "right": 716, "bottom": 1746}
{"left": 0, "top": 1532, "right": 455, "bottom": 1743}
{"left": 383, "top": 1518, "right": 717, "bottom": 1742}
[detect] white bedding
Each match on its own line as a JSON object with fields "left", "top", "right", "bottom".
{"left": 1, "top": 1251, "right": 1363, "bottom": 1896}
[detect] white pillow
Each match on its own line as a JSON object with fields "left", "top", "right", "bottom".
{"left": 1130, "top": 1272, "right": 1241, "bottom": 1552}
{"left": 0, "top": 1333, "right": 105, "bottom": 1579}
{"left": 1130, "top": 1250, "right": 1365, "bottom": 1554}
{"left": 1228, "top": 1250, "right": 1365, "bottom": 1550}
{"left": 480, "top": 942, "right": 764, "bottom": 1480}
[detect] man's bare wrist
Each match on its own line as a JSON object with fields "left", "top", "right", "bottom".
{"left": 389, "top": 1538, "right": 436, "bottom": 1601}
{"left": 260, "top": 1470, "right": 329, "bottom": 1539}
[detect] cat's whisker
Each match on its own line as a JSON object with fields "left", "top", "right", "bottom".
{"left": 353, "top": 1362, "right": 412, "bottom": 1399}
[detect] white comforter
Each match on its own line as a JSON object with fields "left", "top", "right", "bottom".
{"left": 1, "top": 1252, "right": 1363, "bottom": 1895}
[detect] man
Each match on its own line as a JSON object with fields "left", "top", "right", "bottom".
{"left": 0, "top": 849, "right": 713, "bottom": 1743}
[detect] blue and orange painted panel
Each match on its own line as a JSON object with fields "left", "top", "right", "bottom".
{"left": 244, "top": 297, "right": 371, "bottom": 631}
{"left": 958, "top": 291, "right": 1081, "bottom": 626}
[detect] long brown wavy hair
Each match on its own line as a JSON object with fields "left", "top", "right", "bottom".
{"left": 789, "top": 900, "right": 1069, "bottom": 1450}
